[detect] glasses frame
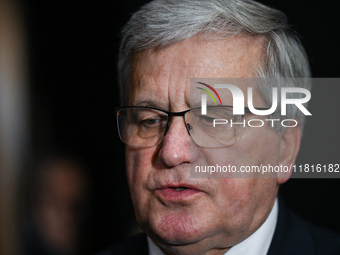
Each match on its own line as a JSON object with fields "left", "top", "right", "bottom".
{"left": 115, "top": 105, "right": 269, "bottom": 147}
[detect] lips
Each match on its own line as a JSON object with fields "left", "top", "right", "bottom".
{"left": 155, "top": 184, "right": 203, "bottom": 201}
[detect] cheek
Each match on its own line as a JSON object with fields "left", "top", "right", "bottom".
{"left": 215, "top": 178, "right": 277, "bottom": 232}
{"left": 126, "top": 148, "right": 149, "bottom": 202}
{"left": 126, "top": 148, "right": 156, "bottom": 205}
{"left": 216, "top": 179, "right": 252, "bottom": 212}
{"left": 126, "top": 148, "right": 153, "bottom": 180}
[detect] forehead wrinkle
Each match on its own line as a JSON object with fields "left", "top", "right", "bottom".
{"left": 132, "top": 83, "right": 170, "bottom": 109}
{"left": 131, "top": 54, "right": 171, "bottom": 108}
{"left": 130, "top": 34, "right": 266, "bottom": 110}
{"left": 134, "top": 99, "right": 165, "bottom": 109}
{"left": 166, "top": 67, "right": 190, "bottom": 112}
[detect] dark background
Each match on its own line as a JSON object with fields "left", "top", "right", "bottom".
{"left": 23, "top": 0, "right": 340, "bottom": 253}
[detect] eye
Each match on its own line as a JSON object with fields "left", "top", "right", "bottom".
{"left": 138, "top": 115, "right": 167, "bottom": 128}
{"left": 141, "top": 118, "right": 160, "bottom": 125}
{"left": 200, "top": 115, "right": 215, "bottom": 123}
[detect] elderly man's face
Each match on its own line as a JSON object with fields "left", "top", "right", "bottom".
{"left": 125, "top": 35, "right": 290, "bottom": 254}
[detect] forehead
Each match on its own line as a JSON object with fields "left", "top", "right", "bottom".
{"left": 129, "top": 34, "right": 265, "bottom": 109}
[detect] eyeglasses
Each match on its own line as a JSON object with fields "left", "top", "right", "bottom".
{"left": 116, "top": 106, "right": 259, "bottom": 148}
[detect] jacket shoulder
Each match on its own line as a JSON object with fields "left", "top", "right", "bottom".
{"left": 268, "top": 197, "right": 340, "bottom": 255}
{"left": 305, "top": 220, "right": 340, "bottom": 254}
{"left": 96, "top": 233, "right": 148, "bottom": 255}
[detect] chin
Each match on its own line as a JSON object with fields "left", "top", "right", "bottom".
{"left": 146, "top": 211, "right": 211, "bottom": 245}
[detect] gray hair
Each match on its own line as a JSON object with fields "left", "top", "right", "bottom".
{"left": 118, "top": 0, "right": 311, "bottom": 133}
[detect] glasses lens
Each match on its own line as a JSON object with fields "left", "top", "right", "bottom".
{"left": 186, "top": 107, "right": 242, "bottom": 148}
{"left": 117, "top": 107, "right": 168, "bottom": 147}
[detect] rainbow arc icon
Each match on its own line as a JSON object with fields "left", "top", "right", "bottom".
{"left": 196, "top": 82, "right": 223, "bottom": 106}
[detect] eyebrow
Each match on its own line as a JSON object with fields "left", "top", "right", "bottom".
{"left": 134, "top": 100, "right": 167, "bottom": 109}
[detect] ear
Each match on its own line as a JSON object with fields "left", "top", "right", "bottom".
{"left": 277, "top": 123, "right": 301, "bottom": 184}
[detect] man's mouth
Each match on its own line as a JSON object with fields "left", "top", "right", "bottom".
{"left": 155, "top": 184, "right": 203, "bottom": 201}
{"left": 158, "top": 184, "right": 201, "bottom": 191}
{"left": 169, "top": 187, "right": 187, "bottom": 191}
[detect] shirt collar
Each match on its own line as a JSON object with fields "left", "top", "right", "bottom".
{"left": 225, "top": 197, "right": 278, "bottom": 255}
{"left": 148, "top": 236, "right": 166, "bottom": 255}
{"left": 148, "top": 198, "right": 278, "bottom": 255}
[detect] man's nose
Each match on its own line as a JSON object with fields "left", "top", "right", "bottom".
{"left": 158, "top": 117, "right": 197, "bottom": 168}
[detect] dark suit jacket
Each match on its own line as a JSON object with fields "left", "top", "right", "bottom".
{"left": 99, "top": 199, "right": 340, "bottom": 255}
